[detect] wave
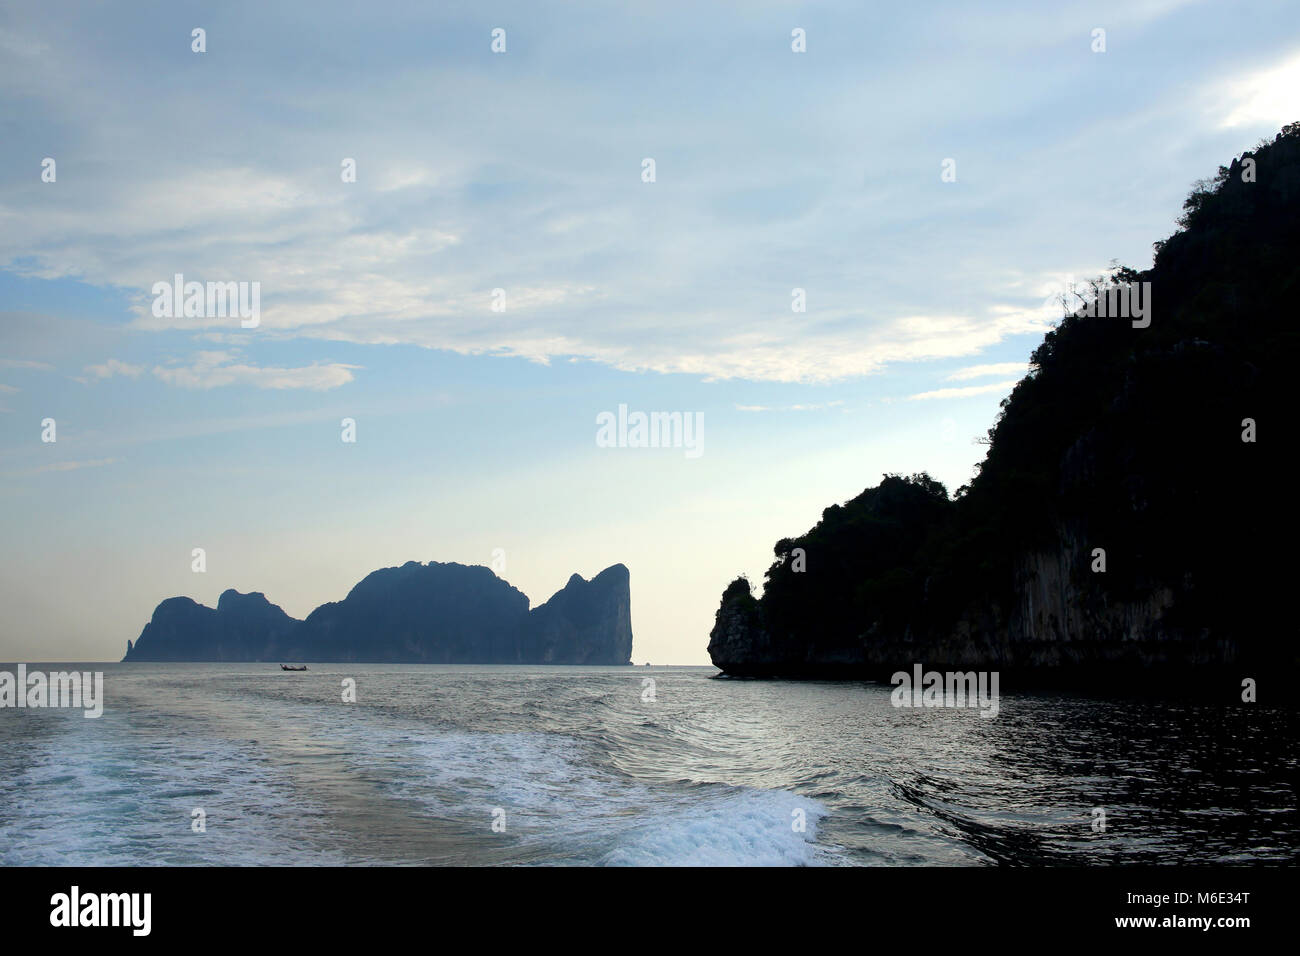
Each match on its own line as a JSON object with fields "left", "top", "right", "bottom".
{"left": 394, "top": 729, "right": 837, "bottom": 866}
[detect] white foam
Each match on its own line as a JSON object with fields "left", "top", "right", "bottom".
{"left": 2, "top": 671, "right": 842, "bottom": 866}
{"left": 0, "top": 707, "right": 352, "bottom": 866}
{"left": 392, "top": 729, "right": 837, "bottom": 865}
{"left": 600, "top": 787, "right": 833, "bottom": 867}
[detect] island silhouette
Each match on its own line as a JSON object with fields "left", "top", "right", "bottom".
{"left": 123, "top": 561, "right": 632, "bottom": 664}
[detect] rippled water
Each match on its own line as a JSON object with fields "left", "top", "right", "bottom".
{"left": 1, "top": 664, "right": 1295, "bottom": 865}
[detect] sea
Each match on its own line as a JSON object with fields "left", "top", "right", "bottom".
{"left": 1, "top": 663, "right": 1295, "bottom": 866}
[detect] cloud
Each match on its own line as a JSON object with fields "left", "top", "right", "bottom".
{"left": 0, "top": 359, "right": 54, "bottom": 370}
{"left": 1218, "top": 50, "right": 1300, "bottom": 130}
{"left": 0, "top": 384, "right": 17, "bottom": 393}
{"left": 83, "top": 358, "right": 145, "bottom": 380}
{"left": 4, "top": 457, "right": 118, "bottom": 477}
{"left": 908, "top": 380, "right": 1020, "bottom": 401}
{"left": 0, "top": 6, "right": 1074, "bottom": 385}
{"left": 734, "top": 401, "right": 845, "bottom": 412}
{"left": 0, "top": 2, "right": 1277, "bottom": 385}
{"left": 150, "top": 351, "right": 359, "bottom": 390}
{"left": 944, "top": 362, "right": 1029, "bottom": 382}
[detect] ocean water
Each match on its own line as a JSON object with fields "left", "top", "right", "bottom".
{"left": 0, "top": 663, "right": 1295, "bottom": 866}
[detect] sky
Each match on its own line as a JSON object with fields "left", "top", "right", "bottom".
{"left": 1, "top": 0, "right": 1296, "bottom": 663}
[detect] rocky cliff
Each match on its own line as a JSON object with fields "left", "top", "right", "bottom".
{"left": 123, "top": 561, "right": 633, "bottom": 664}
{"left": 277, "top": 562, "right": 532, "bottom": 663}
{"left": 709, "top": 124, "right": 1300, "bottom": 693}
{"left": 127, "top": 590, "right": 298, "bottom": 662}
{"left": 526, "top": 564, "right": 634, "bottom": 664}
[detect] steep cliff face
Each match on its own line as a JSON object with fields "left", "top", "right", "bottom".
{"left": 708, "top": 125, "right": 1300, "bottom": 689}
{"left": 1003, "top": 532, "right": 1175, "bottom": 657}
{"left": 706, "top": 579, "right": 772, "bottom": 672}
{"left": 527, "top": 564, "right": 633, "bottom": 664}
{"left": 123, "top": 562, "right": 634, "bottom": 664}
{"left": 708, "top": 536, "right": 1234, "bottom": 683}
{"left": 126, "top": 590, "right": 296, "bottom": 662}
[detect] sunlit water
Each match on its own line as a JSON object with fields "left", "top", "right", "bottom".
{"left": 1, "top": 664, "right": 1295, "bottom": 865}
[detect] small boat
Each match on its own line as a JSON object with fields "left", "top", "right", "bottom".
{"left": 280, "top": 664, "right": 308, "bottom": 671}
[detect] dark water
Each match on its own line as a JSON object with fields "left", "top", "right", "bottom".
{"left": 1, "top": 664, "right": 1295, "bottom": 865}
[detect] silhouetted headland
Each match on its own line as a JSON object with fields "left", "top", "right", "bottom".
{"left": 710, "top": 124, "right": 1300, "bottom": 699}
{"left": 123, "top": 561, "right": 633, "bottom": 664}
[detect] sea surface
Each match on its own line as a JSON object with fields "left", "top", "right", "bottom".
{"left": 1, "top": 663, "right": 1295, "bottom": 866}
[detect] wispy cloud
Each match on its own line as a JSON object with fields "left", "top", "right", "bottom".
{"left": 151, "top": 351, "right": 359, "bottom": 391}
{"left": 0, "top": 359, "right": 54, "bottom": 370}
{"left": 4, "top": 457, "right": 119, "bottom": 477}
{"left": 734, "top": 401, "right": 845, "bottom": 412}
{"left": 944, "top": 362, "right": 1029, "bottom": 382}
{"left": 82, "top": 358, "right": 145, "bottom": 381}
{"left": 1218, "top": 49, "right": 1300, "bottom": 129}
{"left": 908, "top": 380, "right": 1020, "bottom": 401}
{"left": 0, "top": 3, "right": 1284, "bottom": 392}
{"left": 0, "top": 2, "right": 1232, "bottom": 386}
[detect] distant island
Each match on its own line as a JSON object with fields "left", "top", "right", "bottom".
{"left": 710, "top": 124, "right": 1299, "bottom": 694}
{"left": 123, "top": 561, "right": 633, "bottom": 664}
